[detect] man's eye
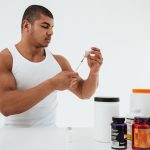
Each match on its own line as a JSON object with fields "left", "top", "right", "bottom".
{"left": 41, "top": 25, "right": 48, "bottom": 29}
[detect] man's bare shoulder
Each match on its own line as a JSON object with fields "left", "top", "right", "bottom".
{"left": 53, "top": 54, "right": 73, "bottom": 71}
{"left": 0, "top": 48, "right": 11, "bottom": 57}
{"left": 0, "top": 48, "right": 12, "bottom": 71}
{"left": 53, "top": 54, "right": 68, "bottom": 63}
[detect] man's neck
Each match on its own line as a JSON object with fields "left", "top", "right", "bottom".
{"left": 15, "top": 41, "right": 46, "bottom": 62}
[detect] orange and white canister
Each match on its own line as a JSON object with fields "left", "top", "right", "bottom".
{"left": 129, "top": 89, "right": 150, "bottom": 117}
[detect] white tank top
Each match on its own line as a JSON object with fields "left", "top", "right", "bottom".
{"left": 4, "top": 46, "right": 61, "bottom": 127}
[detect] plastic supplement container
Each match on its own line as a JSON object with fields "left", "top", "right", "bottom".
{"left": 130, "top": 89, "right": 150, "bottom": 117}
{"left": 94, "top": 97, "right": 119, "bottom": 143}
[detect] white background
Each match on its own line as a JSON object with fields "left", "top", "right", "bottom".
{"left": 0, "top": 0, "right": 150, "bottom": 127}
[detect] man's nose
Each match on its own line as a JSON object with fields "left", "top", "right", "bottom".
{"left": 47, "top": 28, "right": 53, "bottom": 35}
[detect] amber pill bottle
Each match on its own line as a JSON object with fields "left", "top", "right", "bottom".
{"left": 132, "top": 117, "right": 150, "bottom": 150}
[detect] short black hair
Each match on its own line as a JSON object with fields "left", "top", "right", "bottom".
{"left": 21, "top": 5, "right": 53, "bottom": 30}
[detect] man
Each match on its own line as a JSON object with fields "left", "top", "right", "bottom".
{"left": 0, "top": 5, "right": 103, "bottom": 127}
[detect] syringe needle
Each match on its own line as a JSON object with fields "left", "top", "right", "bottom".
{"left": 75, "top": 57, "right": 85, "bottom": 71}
{"left": 75, "top": 50, "right": 90, "bottom": 72}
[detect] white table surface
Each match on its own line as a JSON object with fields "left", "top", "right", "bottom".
{"left": 0, "top": 127, "right": 111, "bottom": 150}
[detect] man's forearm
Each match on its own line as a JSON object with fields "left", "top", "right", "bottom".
{"left": 81, "top": 72, "right": 99, "bottom": 99}
{"left": 0, "top": 79, "right": 55, "bottom": 116}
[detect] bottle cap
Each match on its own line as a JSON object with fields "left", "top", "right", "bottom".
{"left": 112, "top": 116, "right": 125, "bottom": 123}
{"left": 94, "top": 97, "right": 119, "bottom": 102}
{"left": 134, "top": 117, "right": 148, "bottom": 123}
{"left": 132, "top": 89, "right": 150, "bottom": 93}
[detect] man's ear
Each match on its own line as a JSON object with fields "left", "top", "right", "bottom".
{"left": 22, "top": 19, "right": 31, "bottom": 32}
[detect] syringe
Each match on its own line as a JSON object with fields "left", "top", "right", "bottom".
{"left": 75, "top": 51, "right": 90, "bottom": 72}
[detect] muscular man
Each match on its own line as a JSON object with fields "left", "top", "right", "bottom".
{"left": 0, "top": 5, "right": 103, "bottom": 127}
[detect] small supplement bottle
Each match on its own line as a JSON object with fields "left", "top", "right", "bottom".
{"left": 132, "top": 117, "right": 150, "bottom": 149}
{"left": 126, "top": 109, "right": 144, "bottom": 149}
{"left": 111, "top": 117, "right": 127, "bottom": 149}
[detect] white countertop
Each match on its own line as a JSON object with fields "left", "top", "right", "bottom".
{"left": 0, "top": 127, "right": 111, "bottom": 150}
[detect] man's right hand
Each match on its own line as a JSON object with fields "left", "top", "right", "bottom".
{"left": 51, "top": 71, "right": 78, "bottom": 91}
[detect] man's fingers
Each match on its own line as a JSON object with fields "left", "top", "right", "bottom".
{"left": 91, "top": 47, "right": 100, "bottom": 52}
{"left": 69, "top": 79, "right": 78, "bottom": 88}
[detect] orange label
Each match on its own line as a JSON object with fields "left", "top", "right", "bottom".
{"left": 134, "top": 128, "right": 150, "bottom": 148}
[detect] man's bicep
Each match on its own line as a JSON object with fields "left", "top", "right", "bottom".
{"left": 0, "top": 51, "right": 16, "bottom": 92}
{"left": 0, "top": 72, "right": 17, "bottom": 93}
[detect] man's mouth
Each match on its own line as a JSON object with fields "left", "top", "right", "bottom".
{"left": 45, "top": 38, "right": 51, "bottom": 42}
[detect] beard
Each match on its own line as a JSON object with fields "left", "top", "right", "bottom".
{"left": 37, "top": 41, "right": 49, "bottom": 48}
{"left": 30, "top": 29, "right": 50, "bottom": 48}
{"left": 29, "top": 35, "right": 50, "bottom": 48}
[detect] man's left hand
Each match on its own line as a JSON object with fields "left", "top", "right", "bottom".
{"left": 87, "top": 47, "right": 103, "bottom": 74}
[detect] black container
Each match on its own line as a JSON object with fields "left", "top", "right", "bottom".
{"left": 111, "top": 117, "right": 127, "bottom": 149}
